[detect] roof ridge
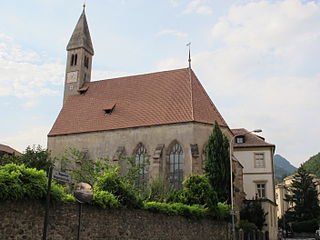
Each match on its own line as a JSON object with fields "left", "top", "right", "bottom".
{"left": 90, "top": 67, "right": 190, "bottom": 84}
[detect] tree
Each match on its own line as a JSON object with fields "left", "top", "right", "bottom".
{"left": 0, "top": 145, "right": 52, "bottom": 172}
{"left": 204, "top": 121, "right": 230, "bottom": 203}
{"left": 285, "top": 166, "right": 320, "bottom": 222}
{"left": 240, "top": 199, "right": 267, "bottom": 230}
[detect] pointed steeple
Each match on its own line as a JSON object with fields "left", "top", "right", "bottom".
{"left": 67, "top": 9, "right": 94, "bottom": 55}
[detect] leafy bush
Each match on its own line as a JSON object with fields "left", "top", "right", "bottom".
{"left": 96, "top": 169, "right": 142, "bottom": 208}
{"left": 215, "top": 202, "right": 231, "bottom": 220}
{"left": 239, "top": 220, "right": 257, "bottom": 232}
{"left": 62, "top": 193, "right": 76, "bottom": 202}
{"left": 292, "top": 218, "right": 319, "bottom": 233}
{"left": 182, "top": 175, "right": 217, "bottom": 208}
{"left": 0, "top": 164, "right": 47, "bottom": 200}
{"left": 0, "top": 163, "right": 71, "bottom": 202}
{"left": 142, "top": 176, "right": 174, "bottom": 202}
{"left": 144, "top": 201, "right": 208, "bottom": 218}
{"left": 50, "top": 182, "right": 67, "bottom": 202}
{"left": 0, "top": 145, "right": 52, "bottom": 172}
{"left": 93, "top": 190, "right": 120, "bottom": 209}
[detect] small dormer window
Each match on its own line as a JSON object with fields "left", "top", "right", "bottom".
{"left": 103, "top": 103, "right": 116, "bottom": 115}
{"left": 235, "top": 136, "right": 245, "bottom": 144}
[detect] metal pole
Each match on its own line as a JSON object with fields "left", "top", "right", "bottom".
{"left": 42, "top": 166, "right": 53, "bottom": 240}
{"left": 230, "top": 137, "right": 235, "bottom": 240}
{"left": 77, "top": 203, "right": 82, "bottom": 240}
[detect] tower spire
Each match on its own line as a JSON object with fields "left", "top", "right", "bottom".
{"left": 67, "top": 7, "right": 94, "bottom": 55}
{"left": 186, "top": 42, "right": 191, "bottom": 69}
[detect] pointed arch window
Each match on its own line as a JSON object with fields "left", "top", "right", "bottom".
{"left": 135, "top": 144, "right": 148, "bottom": 187}
{"left": 169, "top": 142, "right": 184, "bottom": 189}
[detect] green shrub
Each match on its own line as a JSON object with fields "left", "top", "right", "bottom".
{"left": 0, "top": 164, "right": 47, "bottom": 200}
{"left": 239, "top": 220, "right": 257, "bottom": 232}
{"left": 215, "top": 202, "right": 231, "bottom": 220}
{"left": 62, "top": 193, "right": 76, "bottom": 202}
{"left": 0, "top": 163, "right": 72, "bottom": 202}
{"left": 93, "top": 190, "right": 120, "bottom": 209}
{"left": 182, "top": 175, "right": 217, "bottom": 208}
{"left": 144, "top": 201, "right": 208, "bottom": 218}
{"left": 292, "top": 218, "right": 319, "bottom": 233}
{"left": 96, "top": 169, "right": 142, "bottom": 208}
{"left": 143, "top": 176, "right": 174, "bottom": 202}
{"left": 50, "top": 182, "right": 67, "bottom": 202}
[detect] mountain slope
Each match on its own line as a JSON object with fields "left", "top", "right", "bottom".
{"left": 302, "top": 152, "right": 320, "bottom": 178}
{"left": 274, "top": 154, "right": 297, "bottom": 182}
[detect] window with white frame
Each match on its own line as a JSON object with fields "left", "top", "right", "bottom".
{"left": 256, "top": 182, "right": 266, "bottom": 199}
{"left": 254, "top": 153, "right": 265, "bottom": 168}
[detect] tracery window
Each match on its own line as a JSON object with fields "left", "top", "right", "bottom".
{"left": 169, "top": 142, "right": 184, "bottom": 189}
{"left": 135, "top": 144, "right": 148, "bottom": 187}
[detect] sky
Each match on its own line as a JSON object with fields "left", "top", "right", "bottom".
{"left": 0, "top": 0, "right": 319, "bottom": 167}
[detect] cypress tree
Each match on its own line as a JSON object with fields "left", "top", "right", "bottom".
{"left": 204, "top": 121, "right": 231, "bottom": 203}
{"left": 285, "top": 166, "right": 320, "bottom": 222}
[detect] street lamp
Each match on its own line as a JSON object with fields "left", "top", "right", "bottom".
{"left": 229, "top": 128, "right": 262, "bottom": 240}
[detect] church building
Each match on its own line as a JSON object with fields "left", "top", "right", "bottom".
{"left": 47, "top": 8, "right": 235, "bottom": 189}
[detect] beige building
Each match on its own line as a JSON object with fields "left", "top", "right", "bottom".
{"left": 232, "top": 128, "right": 277, "bottom": 240}
{"left": 275, "top": 173, "right": 320, "bottom": 219}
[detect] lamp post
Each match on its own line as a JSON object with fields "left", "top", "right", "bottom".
{"left": 229, "top": 129, "right": 262, "bottom": 240}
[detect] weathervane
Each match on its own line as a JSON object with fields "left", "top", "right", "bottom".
{"left": 186, "top": 42, "right": 191, "bottom": 69}
{"left": 83, "top": 0, "right": 86, "bottom": 10}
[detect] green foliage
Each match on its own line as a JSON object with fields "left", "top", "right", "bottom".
{"left": 143, "top": 201, "right": 208, "bottom": 218}
{"left": 0, "top": 163, "right": 47, "bottom": 200}
{"left": 285, "top": 166, "right": 320, "bottom": 222}
{"left": 239, "top": 220, "right": 258, "bottom": 232}
{"left": 204, "top": 121, "right": 230, "bottom": 203}
{"left": 0, "top": 163, "right": 73, "bottom": 202}
{"left": 216, "top": 202, "right": 231, "bottom": 220}
{"left": 119, "top": 154, "right": 150, "bottom": 191}
{"left": 302, "top": 152, "right": 320, "bottom": 178}
{"left": 182, "top": 175, "right": 217, "bottom": 208}
{"left": 96, "top": 169, "right": 142, "bottom": 208}
{"left": 0, "top": 145, "right": 52, "bottom": 172}
{"left": 62, "top": 193, "right": 76, "bottom": 202}
{"left": 142, "top": 176, "right": 174, "bottom": 202}
{"left": 240, "top": 199, "right": 266, "bottom": 230}
{"left": 61, "top": 148, "right": 114, "bottom": 186}
{"left": 292, "top": 218, "right": 319, "bottom": 233}
{"left": 93, "top": 190, "right": 120, "bottom": 209}
{"left": 50, "top": 182, "right": 67, "bottom": 202}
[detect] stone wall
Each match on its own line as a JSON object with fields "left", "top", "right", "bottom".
{"left": 0, "top": 200, "right": 229, "bottom": 240}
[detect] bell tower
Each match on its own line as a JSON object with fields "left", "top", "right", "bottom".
{"left": 64, "top": 7, "right": 94, "bottom": 103}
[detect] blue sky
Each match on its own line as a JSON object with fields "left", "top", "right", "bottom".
{"left": 1, "top": 0, "right": 319, "bottom": 166}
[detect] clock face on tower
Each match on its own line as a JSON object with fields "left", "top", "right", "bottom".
{"left": 66, "top": 71, "right": 78, "bottom": 83}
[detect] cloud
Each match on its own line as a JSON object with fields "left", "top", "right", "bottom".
{"left": 0, "top": 33, "right": 64, "bottom": 106}
{"left": 157, "top": 29, "right": 189, "bottom": 38}
{"left": 183, "top": 0, "right": 212, "bottom": 15}
{"left": 1, "top": 125, "right": 50, "bottom": 152}
{"left": 156, "top": 0, "right": 320, "bottom": 166}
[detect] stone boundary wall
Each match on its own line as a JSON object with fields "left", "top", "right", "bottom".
{"left": 0, "top": 200, "right": 229, "bottom": 240}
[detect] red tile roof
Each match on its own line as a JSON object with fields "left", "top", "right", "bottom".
{"left": 48, "top": 68, "right": 228, "bottom": 136}
{"left": 232, "top": 128, "right": 275, "bottom": 148}
{"left": 0, "top": 144, "right": 22, "bottom": 155}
